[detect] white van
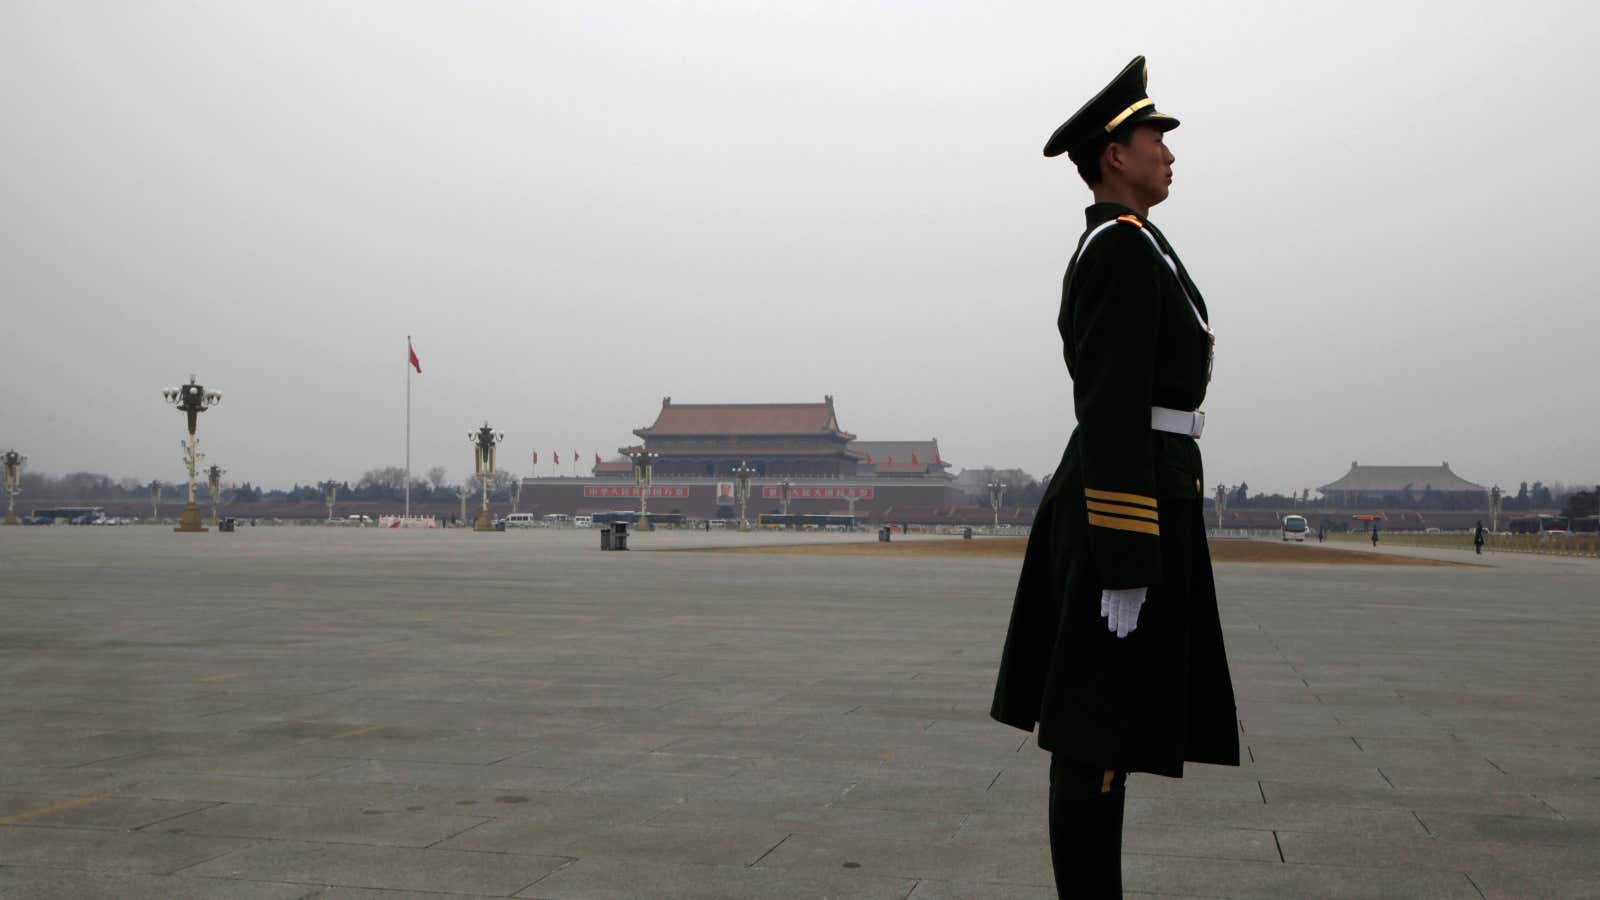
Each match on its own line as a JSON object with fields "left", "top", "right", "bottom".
{"left": 503, "top": 513, "right": 537, "bottom": 528}
{"left": 573, "top": 515, "right": 594, "bottom": 529}
{"left": 1282, "top": 515, "right": 1308, "bottom": 542}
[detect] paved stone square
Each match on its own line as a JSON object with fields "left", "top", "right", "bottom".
{"left": 1, "top": 527, "right": 1596, "bottom": 898}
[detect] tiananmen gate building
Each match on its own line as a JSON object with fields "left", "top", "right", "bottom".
{"left": 517, "top": 396, "right": 967, "bottom": 522}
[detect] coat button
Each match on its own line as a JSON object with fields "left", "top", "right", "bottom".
{"left": 1194, "top": 478, "right": 1201, "bottom": 493}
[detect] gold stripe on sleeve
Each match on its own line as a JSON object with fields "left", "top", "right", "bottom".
{"left": 1086, "top": 500, "right": 1159, "bottom": 521}
{"left": 1087, "top": 512, "right": 1161, "bottom": 536}
{"left": 1083, "top": 488, "right": 1158, "bottom": 509}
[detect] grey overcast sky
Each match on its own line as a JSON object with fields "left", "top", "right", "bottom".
{"left": 2, "top": 1, "right": 1596, "bottom": 495}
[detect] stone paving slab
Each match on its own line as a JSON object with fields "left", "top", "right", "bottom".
{"left": 0, "top": 867, "right": 314, "bottom": 900}
{"left": 149, "top": 801, "right": 491, "bottom": 848}
{"left": 2, "top": 527, "right": 1598, "bottom": 896}
{"left": 515, "top": 856, "right": 916, "bottom": 900}
{"left": 182, "top": 840, "right": 570, "bottom": 894}
{"left": 0, "top": 825, "right": 252, "bottom": 875}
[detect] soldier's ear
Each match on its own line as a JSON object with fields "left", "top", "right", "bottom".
{"left": 1101, "top": 140, "right": 1127, "bottom": 179}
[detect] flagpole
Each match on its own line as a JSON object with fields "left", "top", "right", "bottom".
{"left": 405, "top": 335, "right": 411, "bottom": 518}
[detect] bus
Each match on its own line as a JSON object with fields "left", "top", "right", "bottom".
{"left": 757, "top": 513, "right": 858, "bottom": 531}
{"left": 29, "top": 506, "right": 106, "bottom": 524}
{"left": 1506, "top": 515, "right": 1569, "bottom": 535}
{"left": 590, "top": 511, "right": 685, "bottom": 527}
{"left": 1281, "top": 514, "right": 1308, "bottom": 542}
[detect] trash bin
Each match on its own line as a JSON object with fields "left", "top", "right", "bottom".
{"left": 612, "top": 520, "right": 630, "bottom": 551}
{"left": 962, "top": 526, "right": 973, "bottom": 540}
{"left": 878, "top": 526, "right": 892, "bottom": 543}
{"left": 600, "top": 526, "right": 613, "bottom": 551}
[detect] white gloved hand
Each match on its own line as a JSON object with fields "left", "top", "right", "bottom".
{"left": 1100, "top": 587, "right": 1148, "bottom": 639}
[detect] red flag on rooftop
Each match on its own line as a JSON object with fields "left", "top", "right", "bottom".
{"left": 408, "top": 340, "right": 421, "bottom": 373}
{"left": 554, "top": 450, "right": 561, "bottom": 465}
{"left": 532, "top": 450, "right": 539, "bottom": 465}
{"left": 887, "top": 455, "right": 894, "bottom": 465}
{"left": 911, "top": 453, "right": 920, "bottom": 465}
{"left": 594, "top": 452, "right": 601, "bottom": 465}
{"left": 864, "top": 452, "right": 873, "bottom": 464}
{"left": 573, "top": 449, "right": 579, "bottom": 464}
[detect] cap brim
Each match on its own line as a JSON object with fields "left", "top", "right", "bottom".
{"left": 1042, "top": 120, "right": 1077, "bottom": 158}
{"left": 1043, "top": 108, "right": 1180, "bottom": 159}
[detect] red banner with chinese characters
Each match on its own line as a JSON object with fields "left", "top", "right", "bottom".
{"left": 582, "top": 486, "right": 691, "bottom": 498}
{"left": 760, "top": 486, "right": 874, "bottom": 500}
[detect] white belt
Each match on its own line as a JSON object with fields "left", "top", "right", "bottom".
{"left": 1151, "top": 406, "right": 1205, "bottom": 438}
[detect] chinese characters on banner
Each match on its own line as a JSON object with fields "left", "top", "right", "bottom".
{"left": 760, "top": 486, "right": 875, "bottom": 500}
{"left": 582, "top": 486, "right": 692, "bottom": 498}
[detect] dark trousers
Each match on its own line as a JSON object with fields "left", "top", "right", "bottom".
{"left": 1049, "top": 753, "right": 1128, "bottom": 898}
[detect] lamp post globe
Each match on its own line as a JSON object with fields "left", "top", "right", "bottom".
{"left": 205, "top": 464, "right": 226, "bottom": 529}
{"left": 320, "top": 480, "right": 340, "bottom": 522}
{"left": 2, "top": 450, "right": 26, "bottom": 525}
{"left": 987, "top": 480, "right": 1008, "bottom": 531}
{"left": 162, "top": 375, "right": 221, "bottom": 532}
{"left": 732, "top": 461, "right": 755, "bottom": 532}
{"left": 628, "top": 448, "right": 660, "bottom": 530}
{"left": 470, "top": 423, "right": 504, "bottom": 532}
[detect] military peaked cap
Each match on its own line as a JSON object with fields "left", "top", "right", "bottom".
{"left": 1043, "top": 55, "right": 1180, "bottom": 159}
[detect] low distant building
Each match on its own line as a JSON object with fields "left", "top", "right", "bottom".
{"left": 1317, "top": 462, "right": 1488, "bottom": 505}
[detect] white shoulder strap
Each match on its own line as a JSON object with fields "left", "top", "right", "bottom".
{"left": 1075, "top": 219, "right": 1211, "bottom": 337}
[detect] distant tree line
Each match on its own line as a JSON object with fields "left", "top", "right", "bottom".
{"left": 14, "top": 466, "right": 522, "bottom": 505}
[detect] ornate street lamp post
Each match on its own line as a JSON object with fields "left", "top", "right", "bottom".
{"left": 1489, "top": 485, "right": 1502, "bottom": 534}
{"left": 161, "top": 376, "right": 222, "bottom": 532}
{"left": 629, "top": 449, "right": 660, "bottom": 529}
{"left": 470, "top": 423, "right": 503, "bottom": 532}
{"left": 779, "top": 479, "right": 792, "bottom": 520}
{"left": 456, "top": 482, "right": 473, "bottom": 525}
{"left": 1215, "top": 483, "right": 1228, "bottom": 531}
{"left": 321, "top": 480, "right": 339, "bottom": 522}
{"left": 2, "top": 450, "right": 26, "bottom": 525}
{"left": 987, "top": 480, "right": 1008, "bottom": 530}
{"left": 206, "top": 464, "right": 225, "bottom": 529}
{"left": 149, "top": 480, "right": 163, "bottom": 524}
{"left": 732, "top": 461, "right": 755, "bottom": 532}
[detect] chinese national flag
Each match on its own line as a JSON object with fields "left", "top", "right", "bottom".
{"left": 934, "top": 454, "right": 942, "bottom": 465}
{"left": 887, "top": 455, "right": 894, "bottom": 465}
{"left": 408, "top": 341, "right": 422, "bottom": 373}
{"left": 532, "top": 450, "right": 538, "bottom": 465}
{"left": 594, "top": 452, "right": 601, "bottom": 465}
{"left": 864, "top": 452, "right": 873, "bottom": 464}
{"left": 573, "top": 449, "right": 579, "bottom": 464}
{"left": 554, "top": 450, "right": 561, "bottom": 465}
{"left": 911, "top": 453, "right": 920, "bottom": 465}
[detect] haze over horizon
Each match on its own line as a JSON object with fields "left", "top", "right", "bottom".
{"left": 3, "top": 2, "right": 1596, "bottom": 498}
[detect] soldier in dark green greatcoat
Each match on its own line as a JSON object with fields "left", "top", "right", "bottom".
{"left": 990, "top": 56, "right": 1239, "bottom": 898}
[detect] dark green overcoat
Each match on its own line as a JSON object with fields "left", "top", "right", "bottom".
{"left": 990, "top": 202, "right": 1239, "bottom": 778}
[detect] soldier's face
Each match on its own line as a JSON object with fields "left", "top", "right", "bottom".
{"left": 1110, "top": 126, "right": 1176, "bottom": 207}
